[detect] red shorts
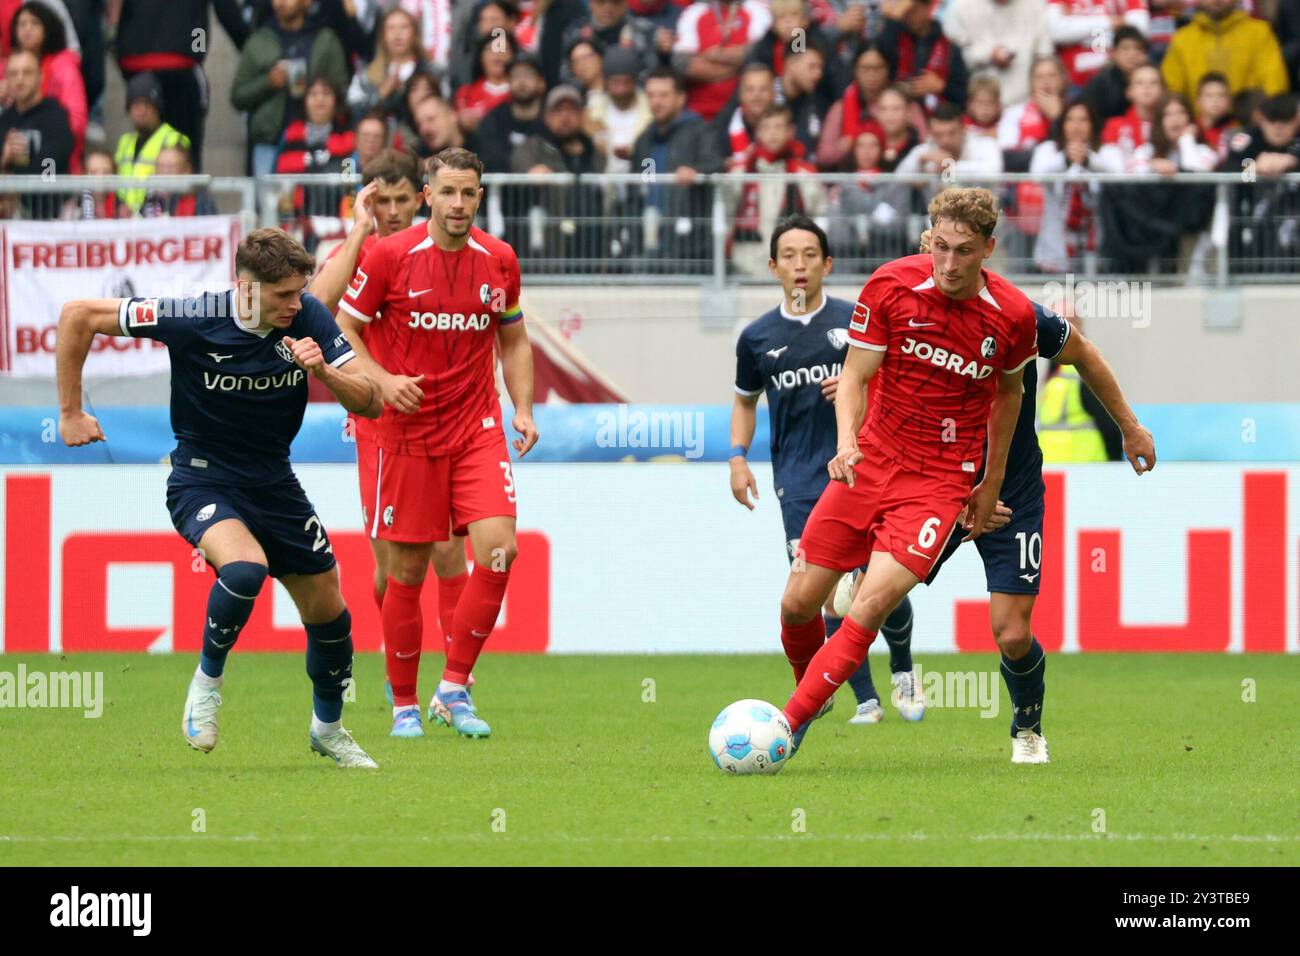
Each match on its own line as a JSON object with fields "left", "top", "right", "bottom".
{"left": 799, "top": 454, "right": 971, "bottom": 582}
{"left": 366, "top": 425, "right": 517, "bottom": 543}
{"left": 356, "top": 429, "right": 380, "bottom": 532}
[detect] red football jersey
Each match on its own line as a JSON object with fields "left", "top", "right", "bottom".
{"left": 338, "top": 223, "right": 523, "bottom": 456}
{"left": 849, "top": 254, "right": 1038, "bottom": 478}
{"left": 328, "top": 232, "right": 381, "bottom": 443}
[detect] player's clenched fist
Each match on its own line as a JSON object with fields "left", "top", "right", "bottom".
{"left": 379, "top": 373, "right": 424, "bottom": 414}
{"left": 827, "top": 443, "right": 863, "bottom": 486}
{"left": 283, "top": 335, "right": 325, "bottom": 374}
{"left": 59, "top": 410, "right": 105, "bottom": 446}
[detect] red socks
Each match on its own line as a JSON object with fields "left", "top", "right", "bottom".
{"left": 443, "top": 565, "right": 510, "bottom": 685}
{"left": 784, "top": 616, "right": 877, "bottom": 731}
{"left": 436, "top": 572, "right": 469, "bottom": 652}
{"left": 382, "top": 577, "right": 423, "bottom": 706}
{"left": 780, "top": 615, "right": 826, "bottom": 683}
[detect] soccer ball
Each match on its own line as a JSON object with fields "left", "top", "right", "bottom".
{"left": 707, "top": 699, "right": 793, "bottom": 775}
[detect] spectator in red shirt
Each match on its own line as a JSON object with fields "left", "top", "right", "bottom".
{"left": 1048, "top": 0, "right": 1150, "bottom": 88}
{"left": 1099, "top": 60, "right": 1162, "bottom": 168}
{"left": 9, "top": 1, "right": 84, "bottom": 171}
{"left": 457, "top": 30, "right": 517, "bottom": 136}
{"left": 672, "top": 0, "right": 771, "bottom": 122}
{"left": 965, "top": 74, "right": 1002, "bottom": 138}
{"left": 817, "top": 42, "right": 915, "bottom": 170}
{"left": 871, "top": 83, "right": 924, "bottom": 171}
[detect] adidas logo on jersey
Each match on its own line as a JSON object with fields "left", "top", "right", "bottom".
{"left": 900, "top": 337, "right": 994, "bottom": 379}
{"left": 770, "top": 362, "right": 842, "bottom": 391}
{"left": 407, "top": 311, "right": 492, "bottom": 331}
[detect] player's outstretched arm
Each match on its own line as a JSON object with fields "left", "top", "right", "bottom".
{"left": 1056, "top": 322, "right": 1156, "bottom": 474}
{"left": 966, "top": 368, "right": 1024, "bottom": 541}
{"left": 827, "top": 345, "right": 884, "bottom": 486}
{"left": 56, "top": 299, "right": 127, "bottom": 446}
{"left": 729, "top": 392, "right": 760, "bottom": 509}
{"left": 308, "top": 182, "right": 377, "bottom": 313}
{"left": 497, "top": 318, "right": 538, "bottom": 457}
{"left": 283, "top": 336, "right": 381, "bottom": 418}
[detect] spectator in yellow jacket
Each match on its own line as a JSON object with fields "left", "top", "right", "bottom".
{"left": 1161, "top": 0, "right": 1290, "bottom": 103}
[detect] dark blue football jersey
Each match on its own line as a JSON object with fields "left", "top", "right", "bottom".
{"left": 735, "top": 295, "right": 853, "bottom": 503}
{"left": 119, "top": 291, "right": 355, "bottom": 483}
{"left": 988, "top": 301, "right": 1071, "bottom": 505}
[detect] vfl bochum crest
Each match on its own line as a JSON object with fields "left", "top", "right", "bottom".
{"left": 276, "top": 339, "right": 295, "bottom": 363}
{"left": 826, "top": 328, "right": 849, "bottom": 350}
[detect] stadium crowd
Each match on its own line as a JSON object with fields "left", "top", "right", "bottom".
{"left": 0, "top": 0, "right": 1298, "bottom": 272}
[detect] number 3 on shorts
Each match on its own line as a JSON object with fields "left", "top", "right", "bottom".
{"left": 918, "top": 515, "right": 941, "bottom": 550}
{"left": 500, "top": 461, "right": 517, "bottom": 504}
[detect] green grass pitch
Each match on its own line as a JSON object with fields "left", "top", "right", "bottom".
{"left": 0, "top": 652, "right": 1295, "bottom": 866}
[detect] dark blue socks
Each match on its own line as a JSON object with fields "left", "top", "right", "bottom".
{"left": 1002, "top": 637, "right": 1046, "bottom": 737}
{"left": 199, "top": 561, "right": 267, "bottom": 678}
{"left": 305, "top": 609, "right": 354, "bottom": 724}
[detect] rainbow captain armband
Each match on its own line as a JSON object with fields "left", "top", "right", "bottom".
{"left": 501, "top": 302, "right": 523, "bottom": 324}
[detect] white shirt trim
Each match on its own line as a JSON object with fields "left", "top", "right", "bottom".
{"left": 338, "top": 299, "right": 373, "bottom": 324}
{"left": 330, "top": 351, "right": 357, "bottom": 368}
{"left": 467, "top": 236, "right": 490, "bottom": 255}
{"left": 911, "top": 275, "right": 936, "bottom": 292}
{"left": 407, "top": 236, "right": 435, "bottom": 254}
{"left": 849, "top": 339, "right": 888, "bottom": 351}
{"left": 978, "top": 284, "right": 1002, "bottom": 310}
{"left": 735, "top": 384, "right": 763, "bottom": 396}
{"left": 778, "top": 293, "right": 828, "bottom": 325}
{"left": 117, "top": 300, "right": 130, "bottom": 336}
{"left": 1004, "top": 352, "right": 1038, "bottom": 374}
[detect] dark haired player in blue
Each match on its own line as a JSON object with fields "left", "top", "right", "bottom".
{"left": 730, "top": 215, "right": 923, "bottom": 726}
{"left": 55, "top": 228, "right": 385, "bottom": 769}
{"left": 915, "top": 228, "right": 1157, "bottom": 764}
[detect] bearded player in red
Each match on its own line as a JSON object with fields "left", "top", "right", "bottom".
{"left": 311, "top": 150, "right": 478, "bottom": 703}
{"left": 336, "top": 147, "right": 537, "bottom": 739}
{"left": 776, "top": 187, "right": 1038, "bottom": 756}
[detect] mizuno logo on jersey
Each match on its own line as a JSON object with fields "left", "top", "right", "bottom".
{"left": 770, "top": 362, "right": 841, "bottom": 390}
{"left": 202, "top": 370, "right": 305, "bottom": 392}
{"left": 850, "top": 303, "right": 869, "bottom": 333}
{"left": 407, "top": 311, "right": 492, "bottom": 331}
{"left": 900, "top": 337, "right": 994, "bottom": 379}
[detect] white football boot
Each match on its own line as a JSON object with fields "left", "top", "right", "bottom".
{"left": 847, "top": 698, "right": 884, "bottom": 725}
{"left": 310, "top": 727, "right": 379, "bottom": 769}
{"left": 890, "top": 670, "right": 926, "bottom": 722}
{"left": 1010, "top": 730, "right": 1050, "bottom": 764}
{"left": 182, "top": 678, "right": 222, "bottom": 752}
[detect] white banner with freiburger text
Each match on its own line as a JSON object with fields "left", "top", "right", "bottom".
{"left": 0, "top": 215, "right": 240, "bottom": 375}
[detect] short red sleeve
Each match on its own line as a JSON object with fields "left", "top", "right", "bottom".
{"left": 847, "top": 272, "right": 893, "bottom": 352}
{"left": 338, "top": 238, "right": 390, "bottom": 324}
{"left": 1003, "top": 302, "right": 1039, "bottom": 374}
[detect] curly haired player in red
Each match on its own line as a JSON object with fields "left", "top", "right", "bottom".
{"left": 335, "top": 147, "right": 538, "bottom": 740}
{"left": 774, "top": 187, "right": 1038, "bottom": 756}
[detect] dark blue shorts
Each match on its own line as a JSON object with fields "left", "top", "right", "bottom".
{"left": 779, "top": 497, "right": 819, "bottom": 564}
{"left": 927, "top": 494, "right": 1045, "bottom": 595}
{"left": 166, "top": 471, "right": 337, "bottom": 579}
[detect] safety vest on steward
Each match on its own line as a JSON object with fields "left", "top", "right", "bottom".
{"left": 1037, "top": 367, "right": 1108, "bottom": 463}
{"left": 113, "top": 122, "right": 191, "bottom": 213}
